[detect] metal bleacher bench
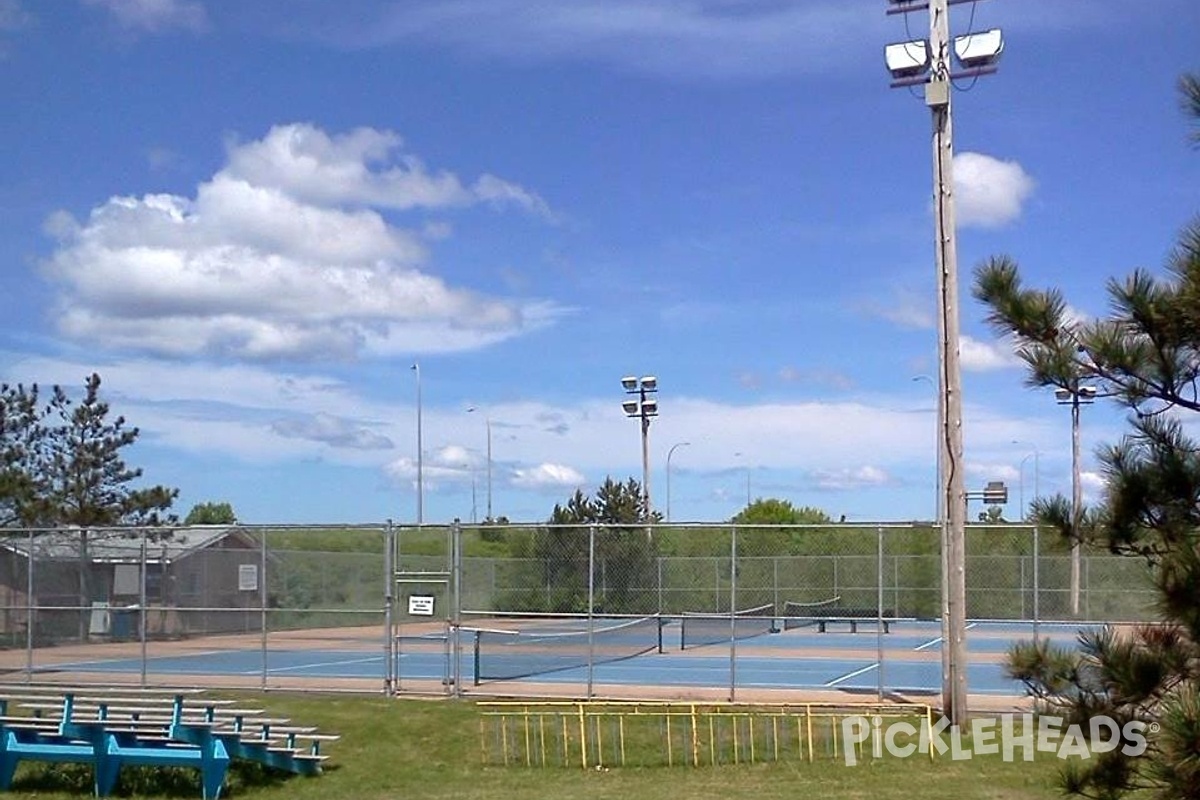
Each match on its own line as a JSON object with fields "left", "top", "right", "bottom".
{"left": 0, "top": 687, "right": 337, "bottom": 799}
{"left": 811, "top": 607, "right": 896, "bottom": 634}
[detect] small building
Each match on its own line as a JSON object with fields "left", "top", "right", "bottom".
{"left": 0, "top": 526, "right": 264, "bottom": 644}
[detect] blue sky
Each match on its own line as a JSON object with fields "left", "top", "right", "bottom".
{"left": 1, "top": 0, "right": 1198, "bottom": 525}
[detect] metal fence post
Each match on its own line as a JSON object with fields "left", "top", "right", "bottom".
{"left": 729, "top": 525, "right": 737, "bottom": 703}
{"left": 384, "top": 519, "right": 395, "bottom": 695}
{"left": 587, "top": 524, "right": 596, "bottom": 699}
{"left": 1032, "top": 525, "right": 1040, "bottom": 643}
{"left": 260, "top": 527, "right": 268, "bottom": 691}
{"left": 876, "top": 525, "right": 885, "bottom": 701}
{"left": 25, "top": 528, "right": 33, "bottom": 682}
{"left": 140, "top": 536, "right": 148, "bottom": 688}
{"left": 451, "top": 521, "right": 463, "bottom": 697}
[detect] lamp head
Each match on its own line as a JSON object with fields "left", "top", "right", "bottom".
{"left": 641, "top": 399, "right": 659, "bottom": 416}
{"left": 885, "top": 39, "right": 931, "bottom": 79}
{"left": 621, "top": 400, "right": 640, "bottom": 417}
{"left": 640, "top": 376, "right": 658, "bottom": 392}
{"left": 953, "top": 28, "right": 1004, "bottom": 69}
{"left": 621, "top": 376, "right": 638, "bottom": 391}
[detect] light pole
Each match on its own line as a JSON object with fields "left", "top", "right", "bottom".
{"left": 621, "top": 376, "right": 659, "bottom": 531}
{"left": 1012, "top": 441, "right": 1041, "bottom": 521}
{"left": 411, "top": 362, "right": 423, "bottom": 525}
{"left": 885, "top": 0, "right": 1004, "bottom": 727}
{"left": 666, "top": 441, "right": 690, "bottom": 523}
{"left": 467, "top": 407, "right": 494, "bottom": 522}
{"left": 734, "top": 452, "right": 752, "bottom": 508}
{"left": 1056, "top": 384, "right": 1096, "bottom": 616}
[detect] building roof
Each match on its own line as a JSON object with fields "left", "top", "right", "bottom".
{"left": 0, "top": 526, "right": 257, "bottom": 564}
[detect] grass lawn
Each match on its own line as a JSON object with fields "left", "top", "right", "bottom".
{"left": 9, "top": 694, "right": 1073, "bottom": 800}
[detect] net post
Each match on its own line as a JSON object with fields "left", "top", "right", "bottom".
{"left": 473, "top": 630, "right": 482, "bottom": 686}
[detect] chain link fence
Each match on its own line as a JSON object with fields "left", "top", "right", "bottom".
{"left": 0, "top": 521, "right": 1159, "bottom": 698}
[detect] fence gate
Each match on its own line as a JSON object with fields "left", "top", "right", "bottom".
{"left": 391, "top": 523, "right": 461, "bottom": 695}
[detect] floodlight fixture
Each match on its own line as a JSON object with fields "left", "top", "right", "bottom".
{"left": 1056, "top": 385, "right": 1097, "bottom": 404}
{"left": 640, "top": 376, "right": 658, "bottom": 392}
{"left": 621, "top": 376, "right": 639, "bottom": 391}
{"left": 622, "top": 400, "right": 641, "bottom": 417}
{"left": 953, "top": 28, "right": 1004, "bottom": 69}
{"left": 885, "top": 39, "right": 931, "bottom": 79}
{"left": 641, "top": 399, "right": 659, "bottom": 416}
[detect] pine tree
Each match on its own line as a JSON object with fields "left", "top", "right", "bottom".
{"left": 970, "top": 73, "right": 1200, "bottom": 800}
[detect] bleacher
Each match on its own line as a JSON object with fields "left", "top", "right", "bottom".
{"left": 0, "top": 686, "right": 337, "bottom": 799}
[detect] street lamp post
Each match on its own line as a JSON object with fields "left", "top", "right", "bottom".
{"left": 885, "top": 0, "right": 1004, "bottom": 727}
{"left": 1013, "top": 441, "right": 1041, "bottom": 521}
{"left": 467, "top": 407, "right": 494, "bottom": 522}
{"left": 621, "top": 376, "right": 659, "bottom": 531}
{"left": 1056, "top": 385, "right": 1096, "bottom": 616}
{"left": 666, "top": 442, "right": 691, "bottom": 523}
{"left": 412, "top": 362, "right": 423, "bottom": 525}
{"left": 734, "top": 452, "right": 752, "bottom": 508}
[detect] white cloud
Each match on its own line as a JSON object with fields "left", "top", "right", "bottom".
{"left": 301, "top": 1, "right": 884, "bottom": 81}
{"left": 511, "top": 463, "right": 586, "bottom": 490}
{"left": 960, "top": 335, "right": 1020, "bottom": 372}
{"left": 865, "top": 286, "right": 934, "bottom": 330}
{"left": 954, "top": 152, "right": 1035, "bottom": 229}
{"left": 83, "top": 0, "right": 208, "bottom": 33}
{"left": 1081, "top": 470, "right": 1107, "bottom": 503}
{"left": 270, "top": 412, "right": 393, "bottom": 450}
{"left": 222, "top": 125, "right": 552, "bottom": 218}
{"left": 812, "top": 465, "right": 891, "bottom": 491}
{"left": 40, "top": 123, "right": 563, "bottom": 361}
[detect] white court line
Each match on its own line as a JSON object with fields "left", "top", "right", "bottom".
{"left": 913, "top": 621, "right": 977, "bottom": 652}
{"left": 33, "top": 649, "right": 236, "bottom": 670}
{"left": 243, "top": 654, "right": 383, "bottom": 676}
{"left": 824, "top": 662, "right": 878, "bottom": 687}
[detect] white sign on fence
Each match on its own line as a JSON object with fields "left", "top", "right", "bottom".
{"left": 408, "top": 595, "right": 435, "bottom": 616}
{"left": 238, "top": 564, "right": 259, "bottom": 592}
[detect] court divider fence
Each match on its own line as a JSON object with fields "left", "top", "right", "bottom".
{"left": 0, "top": 521, "right": 1158, "bottom": 699}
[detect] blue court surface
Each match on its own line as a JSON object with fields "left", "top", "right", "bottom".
{"left": 26, "top": 618, "right": 1087, "bottom": 697}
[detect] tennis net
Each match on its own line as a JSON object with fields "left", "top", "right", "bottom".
{"left": 471, "top": 615, "right": 663, "bottom": 684}
{"left": 679, "top": 603, "right": 777, "bottom": 650}
{"left": 782, "top": 597, "right": 842, "bottom": 630}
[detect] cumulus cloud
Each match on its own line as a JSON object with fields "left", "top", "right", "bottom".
{"left": 954, "top": 152, "right": 1035, "bottom": 229}
{"left": 511, "top": 463, "right": 585, "bottom": 490}
{"left": 960, "top": 335, "right": 1020, "bottom": 372}
{"left": 812, "top": 465, "right": 891, "bottom": 491}
{"left": 270, "top": 412, "right": 393, "bottom": 450}
{"left": 82, "top": 0, "right": 208, "bottom": 33}
{"left": 955, "top": 338, "right": 1022, "bottom": 376}
{"left": 40, "top": 123, "right": 561, "bottom": 361}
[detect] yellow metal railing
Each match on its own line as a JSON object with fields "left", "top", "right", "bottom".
{"left": 478, "top": 701, "right": 936, "bottom": 769}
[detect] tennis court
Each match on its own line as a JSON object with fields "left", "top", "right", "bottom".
{"left": 10, "top": 615, "right": 1087, "bottom": 700}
